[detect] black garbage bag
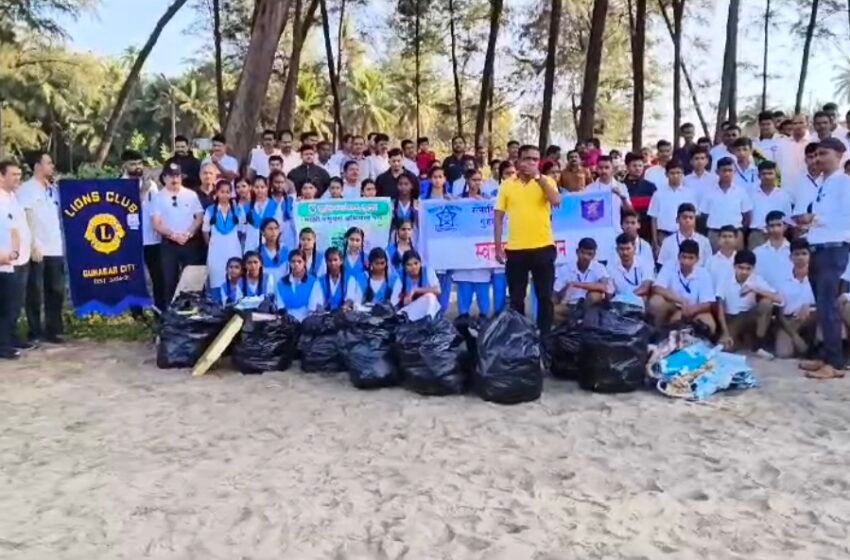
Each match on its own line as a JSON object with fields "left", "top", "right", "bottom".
{"left": 231, "top": 312, "right": 300, "bottom": 374}
{"left": 577, "top": 307, "right": 651, "bottom": 393}
{"left": 474, "top": 310, "right": 543, "bottom": 404}
{"left": 453, "top": 314, "right": 482, "bottom": 378}
{"left": 544, "top": 318, "right": 583, "bottom": 380}
{"left": 394, "top": 317, "right": 466, "bottom": 396}
{"left": 156, "top": 292, "right": 229, "bottom": 369}
{"left": 298, "top": 312, "right": 345, "bottom": 373}
{"left": 341, "top": 308, "right": 403, "bottom": 389}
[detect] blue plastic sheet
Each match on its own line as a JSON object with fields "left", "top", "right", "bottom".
{"left": 652, "top": 341, "right": 758, "bottom": 401}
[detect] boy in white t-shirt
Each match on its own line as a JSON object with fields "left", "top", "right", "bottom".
{"left": 619, "top": 209, "right": 655, "bottom": 272}
{"left": 607, "top": 233, "right": 654, "bottom": 309}
{"left": 716, "top": 249, "right": 782, "bottom": 356}
{"left": 649, "top": 239, "right": 717, "bottom": 336}
{"left": 776, "top": 239, "right": 817, "bottom": 359}
{"left": 553, "top": 237, "right": 609, "bottom": 322}
{"left": 706, "top": 225, "right": 738, "bottom": 291}
{"left": 657, "top": 202, "right": 712, "bottom": 268}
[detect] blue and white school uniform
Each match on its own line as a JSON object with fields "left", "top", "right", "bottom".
{"left": 259, "top": 243, "right": 289, "bottom": 282}
{"left": 386, "top": 242, "right": 414, "bottom": 277}
{"left": 202, "top": 204, "right": 244, "bottom": 288}
{"left": 346, "top": 273, "right": 402, "bottom": 308}
{"left": 304, "top": 251, "right": 327, "bottom": 279}
{"left": 316, "top": 273, "right": 346, "bottom": 311}
{"left": 391, "top": 200, "right": 417, "bottom": 236}
{"left": 453, "top": 269, "right": 492, "bottom": 316}
{"left": 216, "top": 280, "right": 244, "bottom": 306}
{"left": 400, "top": 266, "right": 442, "bottom": 321}
{"left": 277, "top": 194, "right": 297, "bottom": 250}
{"left": 343, "top": 252, "right": 367, "bottom": 290}
{"left": 275, "top": 274, "right": 320, "bottom": 321}
{"left": 242, "top": 273, "right": 276, "bottom": 299}
{"left": 242, "top": 198, "right": 282, "bottom": 254}
{"left": 425, "top": 191, "right": 453, "bottom": 312}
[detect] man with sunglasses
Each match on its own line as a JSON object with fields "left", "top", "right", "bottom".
{"left": 152, "top": 163, "right": 204, "bottom": 308}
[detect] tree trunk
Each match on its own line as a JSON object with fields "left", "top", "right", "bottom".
{"left": 319, "top": 0, "right": 342, "bottom": 145}
{"left": 795, "top": 0, "right": 819, "bottom": 114}
{"left": 761, "top": 0, "right": 770, "bottom": 111}
{"left": 715, "top": 0, "right": 739, "bottom": 141}
{"left": 658, "top": 1, "right": 709, "bottom": 139}
{"left": 475, "top": 0, "right": 503, "bottom": 149}
{"left": 225, "top": 0, "right": 293, "bottom": 164}
{"left": 577, "top": 0, "right": 608, "bottom": 141}
{"left": 94, "top": 0, "right": 189, "bottom": 166}
{"left": 336, "top": 0, "right": 346, "bottom": 78}
{"left": 276, "top": 0, "right": 318, "bottom": 131}
{"left": 213, "top": 0, "right": 226, "bottom": 129}
{"left": 539, "top": 0, "right": 561, "bottom": 151}
{"left": 627, "top": 0, "right": 646, "bottom": 152}
{"left": 672, "top": 0, "right": 685, "bottom": 146}
{"left": 448, "top": 0, "right": 464, "bottom": 135}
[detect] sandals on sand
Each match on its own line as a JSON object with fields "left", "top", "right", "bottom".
{"left": 804, "top": 366, "right": 845, "bottom": 380}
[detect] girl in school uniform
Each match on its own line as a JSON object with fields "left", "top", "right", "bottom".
{"left": 316, "top": 247, "right": 347, "bottom": 312}
{"left": 424, "top": 166, "right": 454, "bottom": 311}
{"left": 269, "top": 170, "right": 296, "bottom": 249}
{"left": 392, "top": 175, "right": 418, "bottom": 236}
{"left": 216, "top": 257, "right": 245, "bottom": 306}
{"left": 453, "top": 169, "right": 493, "bottom": 317}
{"left": 242, "top": 175, "right": 282, "bottom": 254}
{"left": 258, "top": 217, "right": 288, "bottom": 281}
{"left": 341, "top": 226, "right": 368, "bottom": 289}
{"left": 346, "top": 247, "right": 402, "bottom": 308}
{"left": 399, "top": 249, "right": 442, "bottom": 321}
{"left": 361, "top": 179, "right": 378, "bottom": 198}
{"left": 241, "top": 251, "right": 276, "bottom": 299}
{"left": 203, "top": 179, "right": 244, "bottom": 289}
{"left": 297, "top": 227, "right": 326, "bottom": 278}
{"left": 275, "top": 249, "right": 321, "bottom": 321}
{"left": 387, "top": 218, "right": 415, "bottom": 277}
{"left": 235, "top": 176, "right": 252, "bottom": 251}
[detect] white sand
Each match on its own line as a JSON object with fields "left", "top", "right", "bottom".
{"left": 1, "top": 342, "right": 849, "bottom": 560}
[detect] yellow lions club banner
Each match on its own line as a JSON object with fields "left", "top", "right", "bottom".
{"left": 59, "top": 179, "right": 151, "bottom": 315}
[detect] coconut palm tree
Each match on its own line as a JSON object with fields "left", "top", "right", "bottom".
{"left": 833, "top": 59, "right": 850, "bottom": 104}
{"left": 342, "top": 67, "right": 397, "bottom": 133}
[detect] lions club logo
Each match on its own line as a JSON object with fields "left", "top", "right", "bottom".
{"left": 84, "top": 213, "right": 125, "bottom": 254}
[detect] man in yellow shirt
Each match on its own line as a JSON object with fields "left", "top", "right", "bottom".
{"left": 494, "top": 144, "right": 561, "bottom": 333}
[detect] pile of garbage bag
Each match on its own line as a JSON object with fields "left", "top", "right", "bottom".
{"left": 394, "top": 316, "right": 467, "bottom": 396}
{"left": 156, "top": 292, "right": 230, "bottom": 369}
{"left": 648, "top": 330, "right": 758, "bottom": 400}
{"left": 231, "top": 311, "right": 300, "bottom": 374}
{"left": 474, "top": 310, "right": 543, "bottom": 404}
{"left": 340, "top": 304, "right": 404, "bottom": 389}
{"left": 298, "top": 312, "right": 345, "bottom": 373}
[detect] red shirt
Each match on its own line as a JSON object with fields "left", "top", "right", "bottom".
{"left": 416, "top": 151, "right": 436, "bottom": 176}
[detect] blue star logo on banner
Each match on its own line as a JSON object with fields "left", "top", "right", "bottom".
{"left": 581, "top": 199, "right": 605, "bottom": 222}
{"left": 433, "top": 205, "right": 460, "bottom": 232}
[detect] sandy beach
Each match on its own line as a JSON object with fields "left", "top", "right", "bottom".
{"left": 1, "top": 341, "right": 849, "bottom": 560}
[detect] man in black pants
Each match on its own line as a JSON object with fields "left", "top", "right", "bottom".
{"left": 494, "top": 144, "right": 561, "bottom": 333}
{"left": 151, "top": 163, "right": 204, "bottom": 309}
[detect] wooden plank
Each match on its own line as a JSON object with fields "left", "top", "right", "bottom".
{"left": 191, "top": 314, "right": 244, "bottom": 377}
{"left": 173, "top": 265, "right": 208, "bottom": 301}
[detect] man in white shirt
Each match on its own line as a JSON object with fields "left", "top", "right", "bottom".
{"left": 152, "top": 163, "right": 204, "bottom": 309}
{"left": 276, "top": 129, "right": 302, "bottom": 174}
{"left": 607, "top": 233, "right": 654, "bottom": 309}
{"left": 710, "top": 124, "right": 740, "bottom": 172}
{"left": 648, "top": 159, "right": 697, "bottom": 249}
{"left": 0, "top": 159, "right": 28, "bottom": 357}
{"left": 796, "top": 138, "right": 850, "bottom": 378}
{"left": 775, "top": 114, "right": 811, "bottom": 182}
{"left": 716, "top": 250, "right": 782, "bottom": 355}
{"left": 17, "top": 152, "right": 65, "bottom": 344}
{"left": 684, "top": 146, "right": 717, "bottom": 214}
{"left": 731, "top": 137, "right": 759, "bottom": 191}
{"left": 202, "top": 133, "right": 239, "bottom": 182}
{"left": 553, "top": 237, "right": 609, "bottom": 321}
{"left": 330, "top": 133, "right": 354, "bottom": 170}
{"left": 643, "top": 139, "right": 673, "bottom": 189}
{"left": 657, "top": 202, "right": 712, "bottom": 268}
{"left": 755, "top": 110, "right": 782, "bottom": 162}
{"left": 823, "top": 102, "right": 849, "bottom": 140}
{"left": 586, "top": 156, "right": 632, "bottom": 234}
{"left": 701, "top": 156, "right": 752, "bottom": 251}
{"left": 317, "top": 140, "right": 340, "bottom": 179}
{"left": 787, "top": 142, "right": 821, "bottom": 216}
{"left": 247, "top": 129, "right": 281, "bottom": 179}
{"left": 649, "top": 239, "right": 717, "bottom": 336}
{"left": 775, "top": 239, "right": 817, "bottom": 359}
{"left": 340, "top": 160, "right": 362, "bottom": 199}
{"left": 706, "top": 225, "right": 737, "bottom": 291}
{"left": 401, "top": 139, "right": 420, "bottom": 177}
{"left": 365, "top": 133, "right": 390, "bottom": 180}
{"left": 753, "top": 210, "right": 792, "bottom": 290}
{"left": 121, "top": 149, "right": 165, "bottom": 312}
{"left": 748, "top": 162, "right": 792, "bottom": 249}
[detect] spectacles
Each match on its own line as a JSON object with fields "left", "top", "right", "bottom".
{"left": 171, "top": 196, "right": 178, "bottom": 207}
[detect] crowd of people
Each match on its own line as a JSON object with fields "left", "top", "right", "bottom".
{"left": 1, "top": 103, "right": 849, "bottom": 381}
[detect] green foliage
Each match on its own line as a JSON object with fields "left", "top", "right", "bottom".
{"left": 62, "top": 311, "right": 156, "bottom": 342}
{"left": 74, "top": 162, "right": 123, "bottom": 178}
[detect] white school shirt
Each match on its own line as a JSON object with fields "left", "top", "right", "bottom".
{"left": 779, "top": 274, "right": 815, "bottom": 315}
{"left": 754, "top": 239, "right": 792, "bottom": 290}
{"left": 755, "top": 135, "right": 782, "bottom": 162}
{"left": 586, "top": 179, "right": 631, "bottom": 233}
{"left": 554, "top": 259, "right": 609, "bottom": 304}
{"left": 202, "top": 154, "right": 240, "bottom": 177}
{"left": 706, "top": 250, "right": 735, "bottom": 293}
{"left": 16, "top": 178, "right": 64, "bottom": 257}
{"left": 280, "top": 151, "right": 302, "bottom": 174}
{"left": 749, "top": 186, "right": 793, "bottom": 229}
{"left": 248, "top": 148, "right": 282, "bottom": 178}
{"left": 654, "top": 264, "right": 715, "bottom": 305}
{"left": 0, "top": 191, "right": 31, "bottom": 266}
{"left": 776, "top": 134, "right": 810, "bottom": 184}
{"left": 684, "top": 170, "right": 718, "bottom": 211}
{"left": 152, "top": 186, "right": 203, "bottom": 234}
{"left": 366, "top": 154, "right": 390, "bottom": 180}
{"left": 788, "top": 170, "right": 821, "bottom": 214}
{"left": 808, "top": 169, "right": 850, "bottom": 245}
{"left": 701, "top": 183, "right": 753, "bottom": 229}
{"left": 709, "top": 145, "right": 734, "bottom": 171}
{"left": 732, "top": 161, "right": 759, "bottom": 192}
{"left": 648, "top": 184, "right": 698, "bottom": 233}
{"left": 643, "top": 165, "right": 668, "bottom": 190}
{"left": 346, "top": 275, "right": 402, "bottom": 307}
{"left": 716, "top": 272, "right": 778, "bottom": 315}
{"left": 657, "top": 230, "right": 712, "bottom": 267}
{"left": 607, "top": 259, "right": 654, "bottom": 307}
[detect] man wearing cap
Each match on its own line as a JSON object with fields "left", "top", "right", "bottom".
{"left": 798, "top": 137, "right": 850, "bottom": 379}
{"left": 152, "top": 163, "right": 204, "bottom": 308}
{"left": 122, "top": 149, "right": 165, "bottom": 313}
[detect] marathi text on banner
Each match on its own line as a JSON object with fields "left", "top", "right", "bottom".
{"left": 59, "top": 178, "right": 150, "bottom": 315}
{"left": 419, "top": 192, "right": 616, "bottom": 270}
{"left": 293, "top": 197, "right": 393, "bottom": 252}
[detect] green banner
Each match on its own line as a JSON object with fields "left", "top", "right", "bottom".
{"left": 294, "top": 197, "right": 394, "bottom": 251}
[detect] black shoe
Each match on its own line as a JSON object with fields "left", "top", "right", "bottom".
{"left": 0, "top": 347, "right": 21, "bottom": 360}
{"left": 12, "top": 339, "right": 37, "bottom": 351}
{"left": 44, "top": 334, "right": 66, "bottom": 344}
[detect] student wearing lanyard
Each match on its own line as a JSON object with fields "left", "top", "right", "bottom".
{"left": 796, "top": 138, "right": 850, "bottom": 379}
{"left": 553, "top": 238, "right": 609, "bottom": 322}
{"left": 648, "top": 239, "right": 717, "bottom": 336}
{"left": 775, "top": 239, "right": 817, "bottom": 359}
{"left": 789, "top": 142, "right": 822, "bottom": 232}
{"left": 731, "top": 137, "right": 759, "bottom": 192}
{"left": 607, "top": 233, "right": 654, "bottom": 310}
{"left": 18, "top": 151, "right": 65, "bottom": 344}
{"left": 701, "top": 157, "right": 752, "bottom": 252}
{"left": 619, "top": 210, "right": 655, "bottom": 272}
{"left": 656, "top": 203, "right": 713, "bottom": 269}
{"left": 747, "top": 161, "right": 792, "bottom": 250}
{"left": 647, "top": 159, "right": 697, "bottom": 251}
